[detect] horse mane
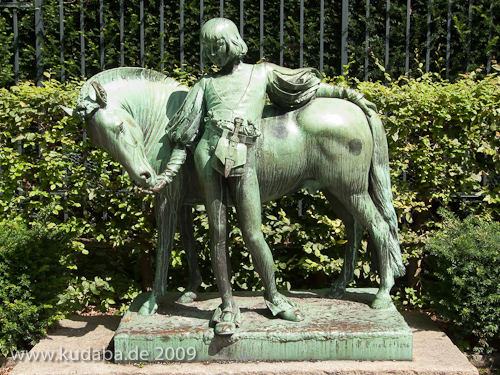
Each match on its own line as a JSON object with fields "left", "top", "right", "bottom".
{"left": 75, "top": 67, "right": 186, "bottom": 118}
{"left": 76, "top": 67, "right": 189, "bottom": 153}
{"left": 77, "top": 67, "right": 183, "bottom": 101}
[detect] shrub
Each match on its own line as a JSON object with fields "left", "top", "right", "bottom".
{"left": 423, "top": 211, "right": 500, "bottom": 353}
{"left": 0, "top": 210, "right": 79, "bottom": 356}
{"left": 358, "top": 64, "right": 500, "bottom": 264}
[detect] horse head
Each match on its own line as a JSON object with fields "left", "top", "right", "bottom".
{"left": 61, "top": 81, "right": 158, "bottom": 189}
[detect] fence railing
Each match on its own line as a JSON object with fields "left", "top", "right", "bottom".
{"left": 0, "top": 0, "right": 500, "bottom": 86}
{"left": 1, "top": 0, "right": 499, "bottom": 87}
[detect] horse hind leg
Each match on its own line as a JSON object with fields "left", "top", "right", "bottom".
{"left": 322, "top": 191, "right": 364, "bottom": 299}
{"left": 337, "top": 192, "right": 396, "bottom": 309}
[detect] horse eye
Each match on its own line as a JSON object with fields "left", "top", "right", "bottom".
{"left": 117, "top": 122, "right": 124, "bottom": 133}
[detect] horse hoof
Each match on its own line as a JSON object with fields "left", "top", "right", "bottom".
{"left": 138, "top": 295, "right": 158, "bottom": 316}
{"left": 177, "top": 291, "right": 197, "bottom": 304}
{"left": 326, "top": 285, "right": 345, "bottom": 299}
{"left": 278, "top": 307, "right": 305, "bottom": 322}
{"left": 371, "top": 294, "right": 392, "bottom": 309}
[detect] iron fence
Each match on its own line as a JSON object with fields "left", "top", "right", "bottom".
{"left": 0, "top": 0, "right": 499, "bottom": 86}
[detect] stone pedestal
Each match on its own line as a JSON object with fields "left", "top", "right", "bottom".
{"left": 114, "top": 288, "right": 412, "bottom": 362}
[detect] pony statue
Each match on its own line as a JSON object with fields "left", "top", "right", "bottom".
{"left": 61, "top": 67, "right": 405, "bottom": 318}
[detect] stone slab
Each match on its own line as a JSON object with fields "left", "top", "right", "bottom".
{"left": 9, "top": 292, "right": 479, "bottom": 375}
{"left": 114, "top": 288, "right": 412, "bottom": 362}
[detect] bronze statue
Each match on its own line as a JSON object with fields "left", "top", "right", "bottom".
{"left": 62, "top": 18, "right": 404, "bottom": 337}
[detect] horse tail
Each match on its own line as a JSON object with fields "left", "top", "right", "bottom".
{"left": 366, "top": 110, "right": 406, "bottom": 278}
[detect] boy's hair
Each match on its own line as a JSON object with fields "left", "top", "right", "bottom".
{"left": 201, "top": 18, "right": 248, "bottom": 63}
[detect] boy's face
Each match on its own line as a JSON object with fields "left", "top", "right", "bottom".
{"left": 205, "top": 39, "right": 232, "bottom": 68}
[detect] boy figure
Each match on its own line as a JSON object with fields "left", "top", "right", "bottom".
{"left": 166, "top": 18, "right": 375, "bottom": 335}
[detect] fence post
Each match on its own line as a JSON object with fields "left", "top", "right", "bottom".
{"left": 239, "top": 0, "right": 244, "bottom": 38}
{"left": 34, "top": 0, "right": 44, "bottom": 86}
{"left": 466, "top": 0, "right": 472, "bottom": 72}
{"left": 320, "top": 0, "right": 324, "bottom": 73}
{"left": 58, "top": 0, "right": 64, "bottom": 82}
{"left": 200, "top": 0, "right": 204, "bottom": 72}
{"left": 180, "top": 0, "right": 184, "bottom": 71}
{"left": 487, "top": 2, "right": 493, "bottom": 74}
{"left": 140, "top": 0, "right": 145, "bottom": 68}
{"left": 446, "top": 0, "right": 452, "bottom": 80}
{"left": 385, "top": 0, "right": 390, "bottom": 76}
{"left": 279, "top": 0, "right": 284, "bottom": 66}
{"left": 14, "top": 5, "right": 20, "bottom": 84}
{"left": 365, "top": 0, "right": 370, "bottom": 81}
{"left": 260, "top": 0, "right": 264, "bottom": 59}
{"left": 80, "top": 0, "right": 85, "bottom": 78}
{"left": 100, "top": 0, "right": 104, "bottom": 70}
{"left": 300, "top": 0, "right": 304, "bottom": 68}
{"left": 120, "top": 0, "right": 124, "bottom": 66}
{"left": 405, "top": 0, "right": 411, "bottom": 77}
{"left": 341, "top": 0, "right": 349, "bottom": 74}
{"left": 426, "top": 0, "right": 432, "bottom": 73}
{"left": 160, "top": 0, "right": 164, "bottom": 72}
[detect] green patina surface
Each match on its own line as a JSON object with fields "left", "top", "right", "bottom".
{"left": 114, "top": 288, "right": 412, "bottom": 362}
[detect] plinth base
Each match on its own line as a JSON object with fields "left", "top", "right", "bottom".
{"left": 114, "top": 288, "right": 412, "bottom": 362}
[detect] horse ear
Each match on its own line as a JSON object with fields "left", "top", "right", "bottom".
{"left": 91, "top": 81, "right": 107, "bottom": 108}
{"left": 59, "top": 105, "right": 77, "bottom": 118}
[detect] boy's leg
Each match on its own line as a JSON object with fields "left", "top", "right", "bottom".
{"left": 228, "top": 167, "right": 304, "bottom": 322}
{"left": 195, "top": 136, "right": 239, "bottom": 335}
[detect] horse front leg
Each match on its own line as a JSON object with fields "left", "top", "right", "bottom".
{"left": 138, "top": 193, "right": 178, "bottom": 315}
{"left": 176, "top": 204, "right": 203, "bottom": 304}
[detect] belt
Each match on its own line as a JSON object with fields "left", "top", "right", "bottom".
{"left": 206, "top": 119, "right": 259, "bottom": 145}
